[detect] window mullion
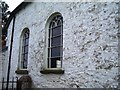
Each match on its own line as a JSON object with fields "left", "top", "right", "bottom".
{"left": 49, "top": 28, "right": 52, "bottom": 68}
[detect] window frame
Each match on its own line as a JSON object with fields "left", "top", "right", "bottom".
{"left": 16, "top": 28, "right": 30, "bottom": 74}
{"left": 48, "top": 15, "right": 63, "bottom": 69}
{"left": 21, "top": 30, "right": 29, "bottom": 69}
{"left": 41, "top": 13, "right": 64, "bottom": 73}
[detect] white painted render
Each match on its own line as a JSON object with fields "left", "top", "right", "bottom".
{"left": 2, "top": 2, "right": 119, "bottom": 88}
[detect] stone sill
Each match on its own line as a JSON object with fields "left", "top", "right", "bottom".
{"left": 40, "top": 69, "right": 64, "bottom": 74}
{"left": 15, "top": 69, "right": 29, "bottom": 74}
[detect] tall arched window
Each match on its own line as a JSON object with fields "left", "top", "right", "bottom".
{"left": 48, "top": 14, "right": 63, "bottom": 68}
{"left": 20, "top": 28, "right": 29, "bottom": 69}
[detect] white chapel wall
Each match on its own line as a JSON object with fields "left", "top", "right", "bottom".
{"left": 6, "top": 2, "right": 119, "bottom": 88}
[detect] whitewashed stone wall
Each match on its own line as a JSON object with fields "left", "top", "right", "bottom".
{"left": 0, "top": 49, "right": 8, "bottom": 89}
{"left": 0, "top": 51, "right": 2, "bottom": 90}
{"left": 6, "top": 2, "right": 119, "bottom": 88}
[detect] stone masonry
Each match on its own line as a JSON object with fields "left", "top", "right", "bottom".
{"left": 4, "top": 2, "right": 120, "bottom": 88}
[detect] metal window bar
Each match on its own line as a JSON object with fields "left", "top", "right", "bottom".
{"left": 2, "top": 77, "right": 18, "bottom": 90}
{"left": 2, "top": 77, "right": 4, "bottom": 90}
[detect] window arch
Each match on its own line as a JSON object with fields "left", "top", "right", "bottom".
{"left": 47, "top": 14, "right": 63, "bottom": 68}
{"left": 20, "top": 28, "right": 30, "bottom": 69}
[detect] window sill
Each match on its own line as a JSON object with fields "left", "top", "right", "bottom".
{"left": 15, "top": 69, "right": 29, "bottom": 74}
{"left": 40, "top": 69, "right": 64, "bottom": 74}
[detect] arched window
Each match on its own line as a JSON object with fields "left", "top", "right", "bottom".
{"left": 48, "top": 14, "right": 63, "bottom": 68}
{"left": 20, "top": 28, "right": 29, "bottom": 69}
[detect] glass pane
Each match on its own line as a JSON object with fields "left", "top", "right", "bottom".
{"left": 52, "top": 26, "right": 61, "bottom": 37}
{"left": 51, "top": 47, "right": 60, "bottom": 57}
{"left": 57, "top": 20, "right": 62, "bottom": 26}
{"left": 22, "top": 53, "right": 28, "bottom": 68}
{"left": 22, "top": 39, "right": 26, "bottom": 46}
{"left": 25, "top": 38, "right": 29, "bottom": 45}
{"left": 22, "top": 54, "right": 24, "bottom": 62}
{"left": 51, "top": 57, "right": 60, "bottom": 68}
{"left": 25, "top": 53, "right": 28, "bottom": 60}
{"left": 60, "top": 47, "right": 63, "bottom": 57}
{"left": 51, "top": 58, "right": 57, "bottom": 68}
{"left": 49, "top": 22, "right": 55, "bottom": 28}
{"left": 24, "top": 46, "right": 28, "bottom": 53}
{"left": 23, "top": 60, "right": 27, "bottom": 68}
{"left": 51, "top": 36, "right": 61, "bottom": 46}
{"left": 25, "top": 32, "right": 29, "bottom": 38}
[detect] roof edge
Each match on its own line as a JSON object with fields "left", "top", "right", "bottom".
{"left": 4, "top": 2, "right": 32, "bottom": 32}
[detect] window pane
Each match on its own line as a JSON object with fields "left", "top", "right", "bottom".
{"left": 60, "top": 47, "right": 63, "bottom": 57}
{"left": 22, "top": 54, "right": 25, "bottom": 60}
{"left": 51, "top": 36, "right": 61, "bottom": 46}
{"left": 22, "top": 54, "right": 27, "bottom": 61}
{"left": 51, "top": 57, "right": 60, "bottom": 68}
{"left": 25, "top": 32, "right": 29, "bottom": 38}
{"left": 25, "top": 38, "right": 29, "bottom": 45}
{"left": 22, "top": 39, "right": 26, "bottom": 46}
{"left": 23, "top": 60, "right": 27, "bottom": 68}
{"left": 49, "top": 22, "right": 55, "bottom": 28}
{"left": 22, "top": 54, "right": 28, "bottom": 68}
{"left": 51, "top": 58, "right": 57, "bottom": 68}
{"left": 25, "top": 53, "right": 28, "bottom": 60}
{"left": 52, "top": 26, "right": 61, "bottom": 37}
{"left": 24, "top": 46, "right": 28, "bottom": 53}
{"left": 51, "top": 47, "right": 60, "bottom": 57}
{"left": 57, "top": 20, "right": 62, "bottom": 26}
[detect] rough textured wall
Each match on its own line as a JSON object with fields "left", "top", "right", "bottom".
{"left": 0, "top": 51, "right": 2, "bottom": 89}
{"left": 7, "top": 2, "right": 119, "bottom": 88}
{"left": 0, "top": 50, "right": 8, "bottom": 89}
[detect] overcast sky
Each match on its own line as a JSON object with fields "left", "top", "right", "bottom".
{"left": 2, "top": 0, "right": 24, "bottom": 11}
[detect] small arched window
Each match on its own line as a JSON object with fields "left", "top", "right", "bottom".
{"left": 20, "top": 28, "right": 29, "bottom": 69}
{"left": 48, "top": 14, "right": 63, "bottom": 68}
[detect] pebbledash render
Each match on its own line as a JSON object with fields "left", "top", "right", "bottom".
{"left": 2, "top": 1, "right": 120, "bottom": 88}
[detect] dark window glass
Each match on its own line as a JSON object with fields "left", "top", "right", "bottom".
{"left": 25, "top": 54, "right": 28, "bottom": 60}
{"left": 51, "top": 47, "right": 60, "bottom": 57}
{"left": 52, "top": 26, "right": 61, "bottom": 37}
{"left": 24, "top": 46, "right": 28, "bottom": 53}
{"left": 60, "top": 47, "right": 63, "bottom": 57}
{"left": 25, "top": 38, "right": 29, "bottom": 45}
{"left": 51, "top": 58, "right": 57, "bottom": 68}
{"left": 23, "top": 59, "right": 27, "bottom": 68}
{"left": 51, "top": 57, "right": 60, "bottom": 68}
{"left": 51, "top": 36, "right": 61, "bottom": 46}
